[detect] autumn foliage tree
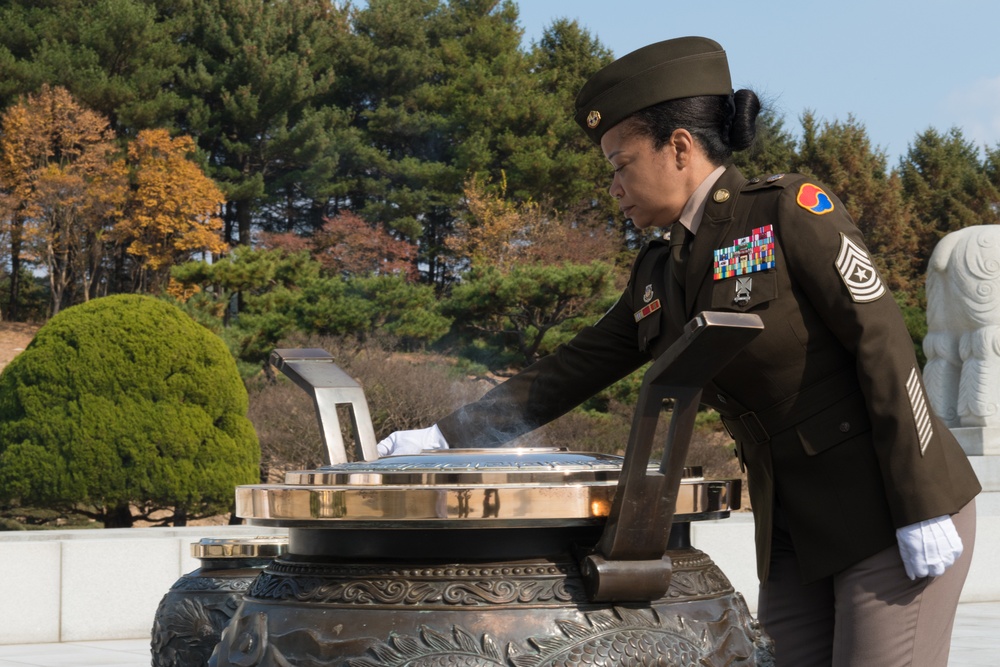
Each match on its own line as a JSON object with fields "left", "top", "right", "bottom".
{"left": 0, "top": 87, "right": 228, "bottom": 316}
{"left": 0, "top": 85, "right": 127, "bottom": 316}
{"left": 262, "top": 211, "right": 416, "bottom": 280}
{"left": 115, "top": 128, "right": 227, "bottom": 292}
{"left": 449, "top": 177, "right": 619, "bottom": 270}
{"left": 446, "top": 178, "right": 619, "bottom": 367}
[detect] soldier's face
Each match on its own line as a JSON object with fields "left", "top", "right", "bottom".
{"left": 601, "top": 122, "right": 689, "bottom": 229}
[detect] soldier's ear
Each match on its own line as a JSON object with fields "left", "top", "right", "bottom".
{"left": 668, "top": 129, "right": 696, "bottom": 168}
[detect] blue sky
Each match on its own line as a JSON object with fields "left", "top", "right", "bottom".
{"left": 516, "top": 0, "right": 1000, "bottom": 166}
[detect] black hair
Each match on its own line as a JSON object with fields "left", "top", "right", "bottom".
{"left": 624, "top": 89, "right": 760, "bottom": 164}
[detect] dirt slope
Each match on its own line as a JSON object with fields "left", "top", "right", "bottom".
{"left": 0, "top": 321, "right": 38, "bottom": 372}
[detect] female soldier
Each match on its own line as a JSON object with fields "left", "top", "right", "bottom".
{"left": 378, "top": 36, "right": 980, "bottom": 666}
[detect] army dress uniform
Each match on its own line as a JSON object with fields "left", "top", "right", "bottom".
{"left": 662, "top": 166, "right": 980, "bottom": 583}
{"left": 438, "top": 165, "right": 981, "bottom": 586}
{"left": 423, "top": 34, "right": 981, "bottom": 666}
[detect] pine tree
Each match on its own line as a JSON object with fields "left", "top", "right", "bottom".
{"left": 797, "top": 112, "right": 920, "bottom": 292}
{"left": 900, "top": 127, "right": 1000, "bottom": 275}
{"left": 173, "top": 0, "right": 353, "bottom": 245}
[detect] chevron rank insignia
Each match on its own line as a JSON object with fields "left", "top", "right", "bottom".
{"left": 835, "top": 234, "right": 885, "bottom": 302}
{"left": 906, "top": 367, "right": 934, "bottom": 455}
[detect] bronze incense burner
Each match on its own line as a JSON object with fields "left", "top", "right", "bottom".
{"left": 207, "top": 312, "right": 774, "bottom": 666}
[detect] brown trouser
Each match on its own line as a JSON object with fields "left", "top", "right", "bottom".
{"left": 757, "top": 499, "right": 976, "bottom": 666}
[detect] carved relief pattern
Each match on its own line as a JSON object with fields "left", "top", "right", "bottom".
{"left": 924, "top": 226, "right": 1000, "bottom": 427}
{"left": 955, "top": 229, "right": 1000, "bottom": 321}
{"left": 958, "top": 326, "right": 1000, "bottom": 426}
{"left": 664, "top": 551, "right": 734, "bottom": 600}
{"left": 169, "top": 574, "right": 254, "bottom": 594}
{"left": 152, "top": 583, "right": 244, "bottom": 667}
{"left": 246, "top": 554, "right": 732, "bottom": 608}
{"left": 922, "top": 332, "right": 961, "bottom": 426}
{"left": 249, "top": 560, "right": 584, "bottom": 607}
{"left": 211, "top": 605, "right": 773, "bottom": 667}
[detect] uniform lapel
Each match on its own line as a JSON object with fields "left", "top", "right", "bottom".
{"left": 684, "top": 166, "right": 746, "bottom": 317}
{"left": 669, "top": 222, "right": 690, "bottom": 285}
{"left": 662, "top": 223, "right": 689, "bottom": 339}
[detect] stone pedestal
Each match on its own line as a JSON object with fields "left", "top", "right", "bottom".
{"left": 952, "top": 427, "right": 1000, "bottom": 457}
{"left": 958, "top": 435, "right": 1000, "bottom": 516}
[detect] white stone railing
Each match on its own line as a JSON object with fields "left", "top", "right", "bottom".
{"left": 2, "top": 507, "right": 998, "bottom": 646}
{"left": 0, "top": 525, "right": 284, "bottom": 645}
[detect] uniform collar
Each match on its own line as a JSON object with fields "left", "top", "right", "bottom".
{"left": 678, "top": 165, "right": 726, "bottom": 236}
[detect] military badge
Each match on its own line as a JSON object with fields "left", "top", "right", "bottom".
{"left": 643, "top": 284, "right": 654, "bottom": 303}
{"left": 796, "top": 183, "right": 834, "bottom": 215}
{"left": 835, "top": 234, "right": 885, "bottom": 302}
{"left": 734, "top": 277, "right": 752, "bottom": 306}
{"left": 906, "top": 367, "right": 934, "bottom": 455}
{"left": 713, "top": 225, "right": 775, "bottom": 280}
{"left": 634, "top": 299, "right": 661, "bottom": 323}
{"left": 713, "top": 188, "right": 730, "bottom": 203}
{"left": 586, "top": 110, "right": 601, "bottom": 129}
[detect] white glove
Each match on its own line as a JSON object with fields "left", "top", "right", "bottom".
{"left": 896, "top": 514, "right": 963, "bottom": 580}
{"left": 376, "top": 424, "right": 449, "bottom": 457}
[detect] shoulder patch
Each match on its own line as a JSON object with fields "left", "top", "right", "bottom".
{"left": 835, "top": 233, "right": 885, "bottom": 302}
{"left": 796, "top": 183, "right": 834, "bottom": 215}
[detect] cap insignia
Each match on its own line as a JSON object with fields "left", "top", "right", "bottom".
{"left": 586, "top": 110, "right": 601, "bottom": 129}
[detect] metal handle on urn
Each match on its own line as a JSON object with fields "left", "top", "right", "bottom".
{"left": 581, "top": 311, "right": 764, "bottom": 602}
{"left": 268, "top": 348, "right": 379, "bottom": 463}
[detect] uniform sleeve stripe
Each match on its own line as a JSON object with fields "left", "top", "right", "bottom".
{"left": 906, "top": 368, "right": 934, "bottom": 455}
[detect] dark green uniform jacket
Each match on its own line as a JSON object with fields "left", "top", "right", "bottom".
{"left": 437, "top": 166, "right": 981, "bottom": 584}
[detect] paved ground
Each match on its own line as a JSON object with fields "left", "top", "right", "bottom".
{"left": 0, "top": 601, "right": 997, "bottom": 666}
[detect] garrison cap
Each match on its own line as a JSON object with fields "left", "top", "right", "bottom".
{"left": 574, "top": 36, "right": 732, "bottom": 144}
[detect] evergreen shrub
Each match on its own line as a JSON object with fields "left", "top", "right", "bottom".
{"left": 0, "top": 294, "right": 259, "bottom": 526}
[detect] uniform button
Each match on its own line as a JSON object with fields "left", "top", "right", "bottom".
{"left": 839, "top": 422, "right": 851, "bottom": 433}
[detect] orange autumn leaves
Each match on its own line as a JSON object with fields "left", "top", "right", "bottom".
{"left": 0, "top": 86, "right": 225, "bottom": 306}
{"left": 120, "top": 129, "right": 226, "bottom": 279}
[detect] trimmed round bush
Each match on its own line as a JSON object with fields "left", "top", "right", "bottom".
{"left": 0, "top": 295, "right": 259, "bottom": 525}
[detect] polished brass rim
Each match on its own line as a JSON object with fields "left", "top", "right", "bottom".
{"left": 191, "top": 536, "right": 288, "bottom": 559}
{"left": 234, "top": 478, "right": 738, "bottom": 526}
{"left": 235, "top": 449, "right": 733, "bottom": 527}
